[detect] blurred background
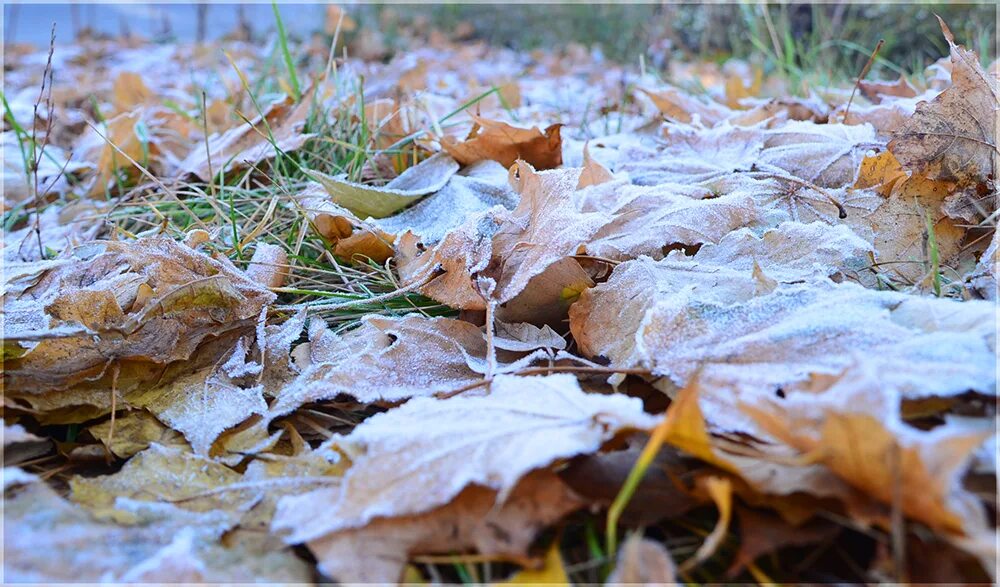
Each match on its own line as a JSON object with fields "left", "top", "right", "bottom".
{"left": 4, "top": 3, "right": 997, "bottom": 81}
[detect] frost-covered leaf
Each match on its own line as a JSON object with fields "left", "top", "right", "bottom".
{"left": 268, "top": 315, "right": 564, "bottom": 417}
{"left": 758, "top": 120, "right": 879, "bottom": 188}
{"left": 889, "top": 18, "right": 999, "bottom": 186}
{"left": 127, "top": 365, "right": 267, "bottom": 455}
{"left": 3, "top": 237, "right": 274, "bottom": 395}
{"left": 639, "top": 86, "right": 732, "bottom": 126}
{"left": 4, "top": 473, "right": 310, "bottom": 583}
{"left": 619, "top": 123, "right": 763, "bottom": 185}
{"left": 397, "top": 163, "right": 611, "bottom": 309}
{"left": 307, "top": 152, "right": 460, "bottom": 218}
{"left": 742, "top": 364, "right": 993, "bottom": 535}
{"left": 571, "top": 221, "right": 873, "bottom": 371}
{"left": 304, "top": 470, "right": 583, "bottom": 583}
{"left": 579, "top": 180, "right": 758, "bottom": 261}
{"left": 570, "top": 229, "right": 994, "bottom": 433}
{"left": 272, "top": 374, "right": 655, "bottom": 546}
{"left": 372, "top": 160, "right": 519, "bottom": 242}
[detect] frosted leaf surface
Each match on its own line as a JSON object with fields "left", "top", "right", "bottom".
{"left": 303, "top": 471, "right": 584, "bottom": 584}
{"left": 571, "top": 221, "right": 874, "bottom": 369}
{"left": 267, "top": 315, "right": 567, "bottom": 417}
{"left": 3, "top": 237, "right": 274, "bottom": 394}
{"left": 758, "top": 120, "right": 880, "bottom": 188}
{"left": 580, "top": 181, "right": 759, "bottom": 261}
{"left": 307, "top": 152, "right": 460, "bottom": 218}
{"left": 272, "top": 373, "right": 656, "bottom": 544}
{"left": 372, "top": 160, "right": 519, "bottom": 242}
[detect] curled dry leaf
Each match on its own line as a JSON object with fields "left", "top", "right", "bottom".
{"left": 272, "top": 374, "right": 656, "bottom": 574}
{"left": 441, "top": 114, "right": 563, "bottom": 170}
{"left": 889, "top": 18, "right": 999, "bottom": 187}
{"left": 742, "top": 364, "right": 993, "bottom": 537}
{"left": 3, "top": 237, "right": 274, "bottom": 395}
{"left": 306, "top": 152, "right": 460, "bottom": 219}
{"left": 397, "top": 163, "right": 610, "bottom": 309}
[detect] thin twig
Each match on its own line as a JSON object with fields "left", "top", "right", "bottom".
{"left": 842, "top": 39, "right": 885, "bottom": 122}
{"left": 747, "top": 170, "right": 848, "bottom": 219}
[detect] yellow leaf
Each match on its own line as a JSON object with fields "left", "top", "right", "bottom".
{"left": 496, "top": 542, "right": 569, "bottom": 585}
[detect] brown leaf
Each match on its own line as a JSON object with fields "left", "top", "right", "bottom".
{"left": 442, "top": 115, "right": 563, "bottom": 170}
{"left": 304, "top": 471, "right": 584, "bottom": 583}
{"left": 272, "top": 374, "right": 655, "bottom": 554}
{"left": 3, "top": 237, "right": 274, "bottom": 395}
{"left": 397, "top": 163, "right": 610, "bottom": 309}
{"left": 727, "top": 507, "right": 838, "bottom": 578}
{"left": 889, "top": 18, "right": 999, "bottom": 186}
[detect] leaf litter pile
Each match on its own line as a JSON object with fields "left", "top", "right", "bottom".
{"left": 2, "top": 14, "right": 998, "bottom": 584}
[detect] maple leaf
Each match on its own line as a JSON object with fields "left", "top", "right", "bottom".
{"left": 271, "top": 374, "right": 655, "bottom": 564}
{"left": 570, "top": 226, "right": 994, "bottom": 433}
{"left": 441, "top": 115, "right": 563, "bottom": 170}
{"left": 267, "top": 315, "right": 566, "bottom": 418}
{"left": 889, "top": 18, "right": 999, "bottom": 187}
{"left": 4, "top": 471, "right": 312, "bottom": 583}
{"left": 571, "top": 221, "right": 874, "bottom": 374}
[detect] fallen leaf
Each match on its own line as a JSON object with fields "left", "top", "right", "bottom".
{"left": 571, "top": 241, "right": 995, "bottom": 434}
{"left": 306, "top": 152, "right": 460, "bottom": 219}
{"left": 742, "top": 364, "right": 993, "bottom": 535}
{"left": 571, "top": 221, "right": 874, "bottom": 375}
{"left": 3, "top": 237, "right": 274, "bottom": 395}
{"left": 607, "top": 534, "right": 678, "bottom": 585}
{"left": 268, "top": 315, "right": 565, "bottom": 417}
{"left": 272, "top": 374, "right": 655, "bottom": 547}
{"left": 304, "top": 470, "right": 584, "bottom": 583}
{"left": 640, "top": 86, "right": 731, "bottom": 126}
{"left": 87, "top": 410, "right": 187, "bottom": 459}
{"left": 442, "top": 115, "right": 563, "bottom": 170}
{"left": 889, "top": 18, "right": 998, "bottom": 186}
{"left": 4, "top": 474, "right": 311, "bottom": 583}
